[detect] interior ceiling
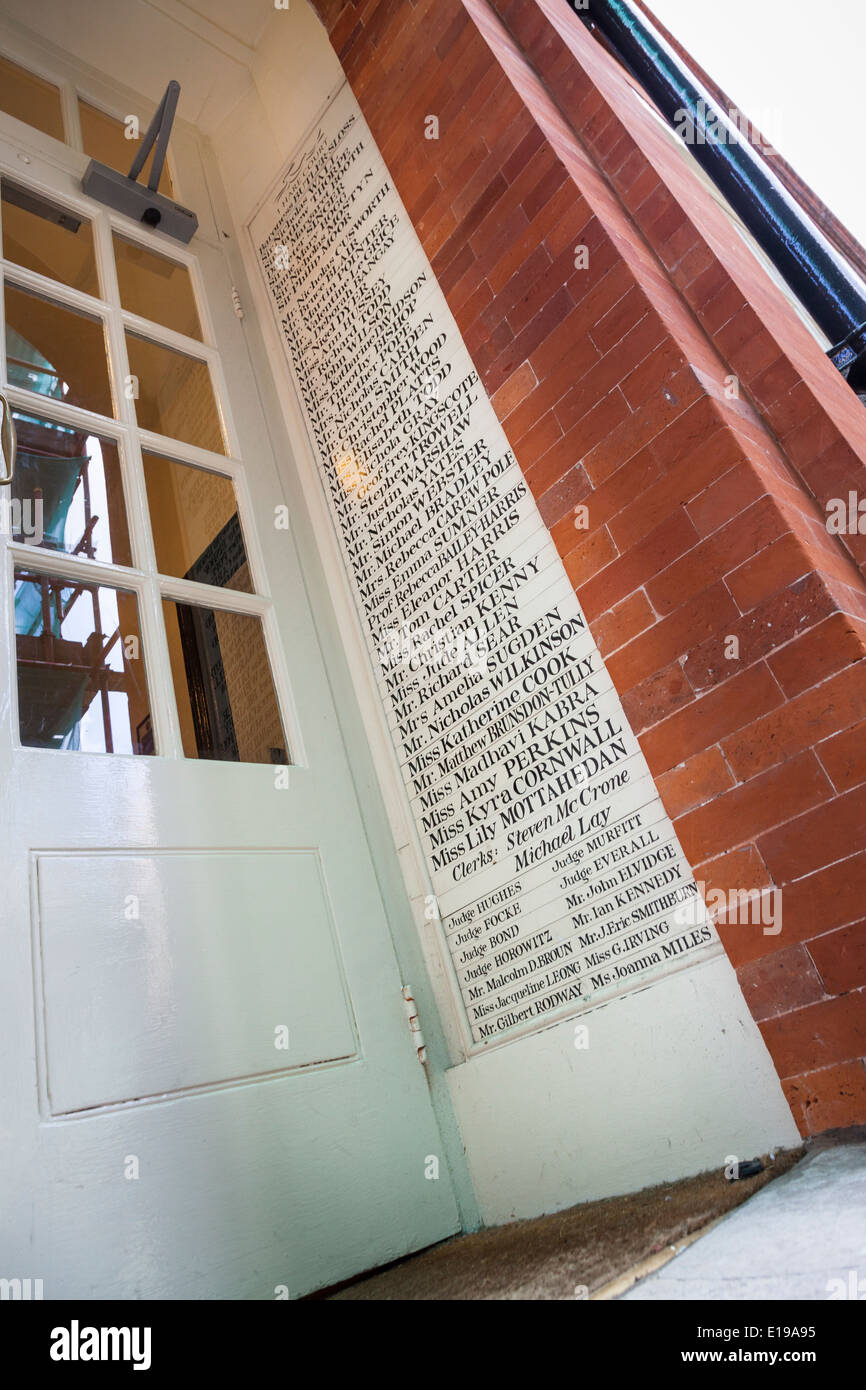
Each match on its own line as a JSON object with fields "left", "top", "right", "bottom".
{"left": 0, "top": 0, "right": 289, "bottom": 131}
{"left": 157, "top": 0, "right": 275, "bottom": 51}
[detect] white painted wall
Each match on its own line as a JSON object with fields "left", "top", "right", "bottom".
{"left": 213, "top": 2, "right": 344, "bottom": 226}
{"left": 447, "top": 957, "right": 798, "bottom": 1223}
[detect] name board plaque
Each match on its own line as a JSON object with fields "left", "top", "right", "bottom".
{"left": 251, "top": 84, "right": 719, "bottom": 1046}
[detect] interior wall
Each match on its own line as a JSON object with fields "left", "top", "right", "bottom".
{"left": 205, "top": 2, "right": 801, "bottom": 1224}
{"left": 213, "top": 2, "right": 344, "bottom": 225}
{"left": 448, "top": 957, "right": 791, "bottom": 1223}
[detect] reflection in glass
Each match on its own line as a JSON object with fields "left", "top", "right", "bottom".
{"left": 163, "top": 600, "right": 287, "bottom": 764}
{"left": 7, "top": 410, "right": 132, "bottom": 565}
{"left": 142, "top": 452, "right": 251, "bottom": 592}
{"left": 79, "top": 100, "right": 174, "bottom": 196}
{"left": 1, "top": 182, "right": 99, "bottom": 297}
{"left": 114, "top": 235, "right": 202, "bottom": 340}
{"left": 126, "top": 333, "right": 224, "bottom": 453}
{"left": 0, "top": 56, "right": 64, "bottom": 141}
{"left": 15, "top": 567, "right": 152, "bottom": 754}
{"left": 5, "top": 284, "right": 113, "bottom": 416}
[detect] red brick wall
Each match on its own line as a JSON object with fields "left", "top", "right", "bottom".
{"left": 310, "top": 0, "right": 866, "bottom": 1135}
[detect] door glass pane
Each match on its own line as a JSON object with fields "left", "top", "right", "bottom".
{"left": 142, "top": 452, "right": 252, "bottom": 591}
{"left": 14, "top": 566, "right": 152, "bottom": 754}
{"left": 79, "top": 99, "right": 174, "bottom": 197}
{"left": 2, "top": 181, "right": 99, "bottom": 297}
{"left": 8, "top": 409, "right": 132, "bottom": 565}
{"left": 126, "top": 333, "right": 224, "bottom": 452}
{"left": 0, "top": 56, "right": 64, "bottom": 141}
{"left": 163, "top": 599, "right": 287, "bottom": 764}
{"left": 5, "top": 283, "right": 113, "bottom": 416}
{"left": 114, "top": 234, "right": 202, "bottom": 340}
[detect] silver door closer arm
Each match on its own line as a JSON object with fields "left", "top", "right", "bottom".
{"left": 81, "top": 80, "right": 198, "bottom": 244}
{"left": 126, "top": 79, "right": 180, "bottom": 194}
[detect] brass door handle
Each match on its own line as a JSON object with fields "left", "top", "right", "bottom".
{"left": 0, "top": 394, "right": 15, "bottom": 485}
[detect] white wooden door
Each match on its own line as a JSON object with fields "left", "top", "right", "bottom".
{"left": 0, "top": 61, "right": 460, "bottom": 1300}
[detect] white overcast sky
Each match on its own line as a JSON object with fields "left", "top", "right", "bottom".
{"left": 647, "top": 0, "right": 866, "bottom": 250}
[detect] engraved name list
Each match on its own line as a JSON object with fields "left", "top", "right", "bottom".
{"left": 252, "top": 85, "right": 717, "bottom": 1046}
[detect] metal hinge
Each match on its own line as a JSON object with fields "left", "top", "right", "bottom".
{"left": 231, "top": 286, "right": 244, "bottom": 319}
{"left": 401, "top": 985, "right": 427, "bottom": 1064}
{"left": 0, "top": 393, "right": 16, "bottom": 484}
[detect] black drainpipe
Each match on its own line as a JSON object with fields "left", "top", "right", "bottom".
{"left": 568, "top": 0, "right": 866, "bottom": 397}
